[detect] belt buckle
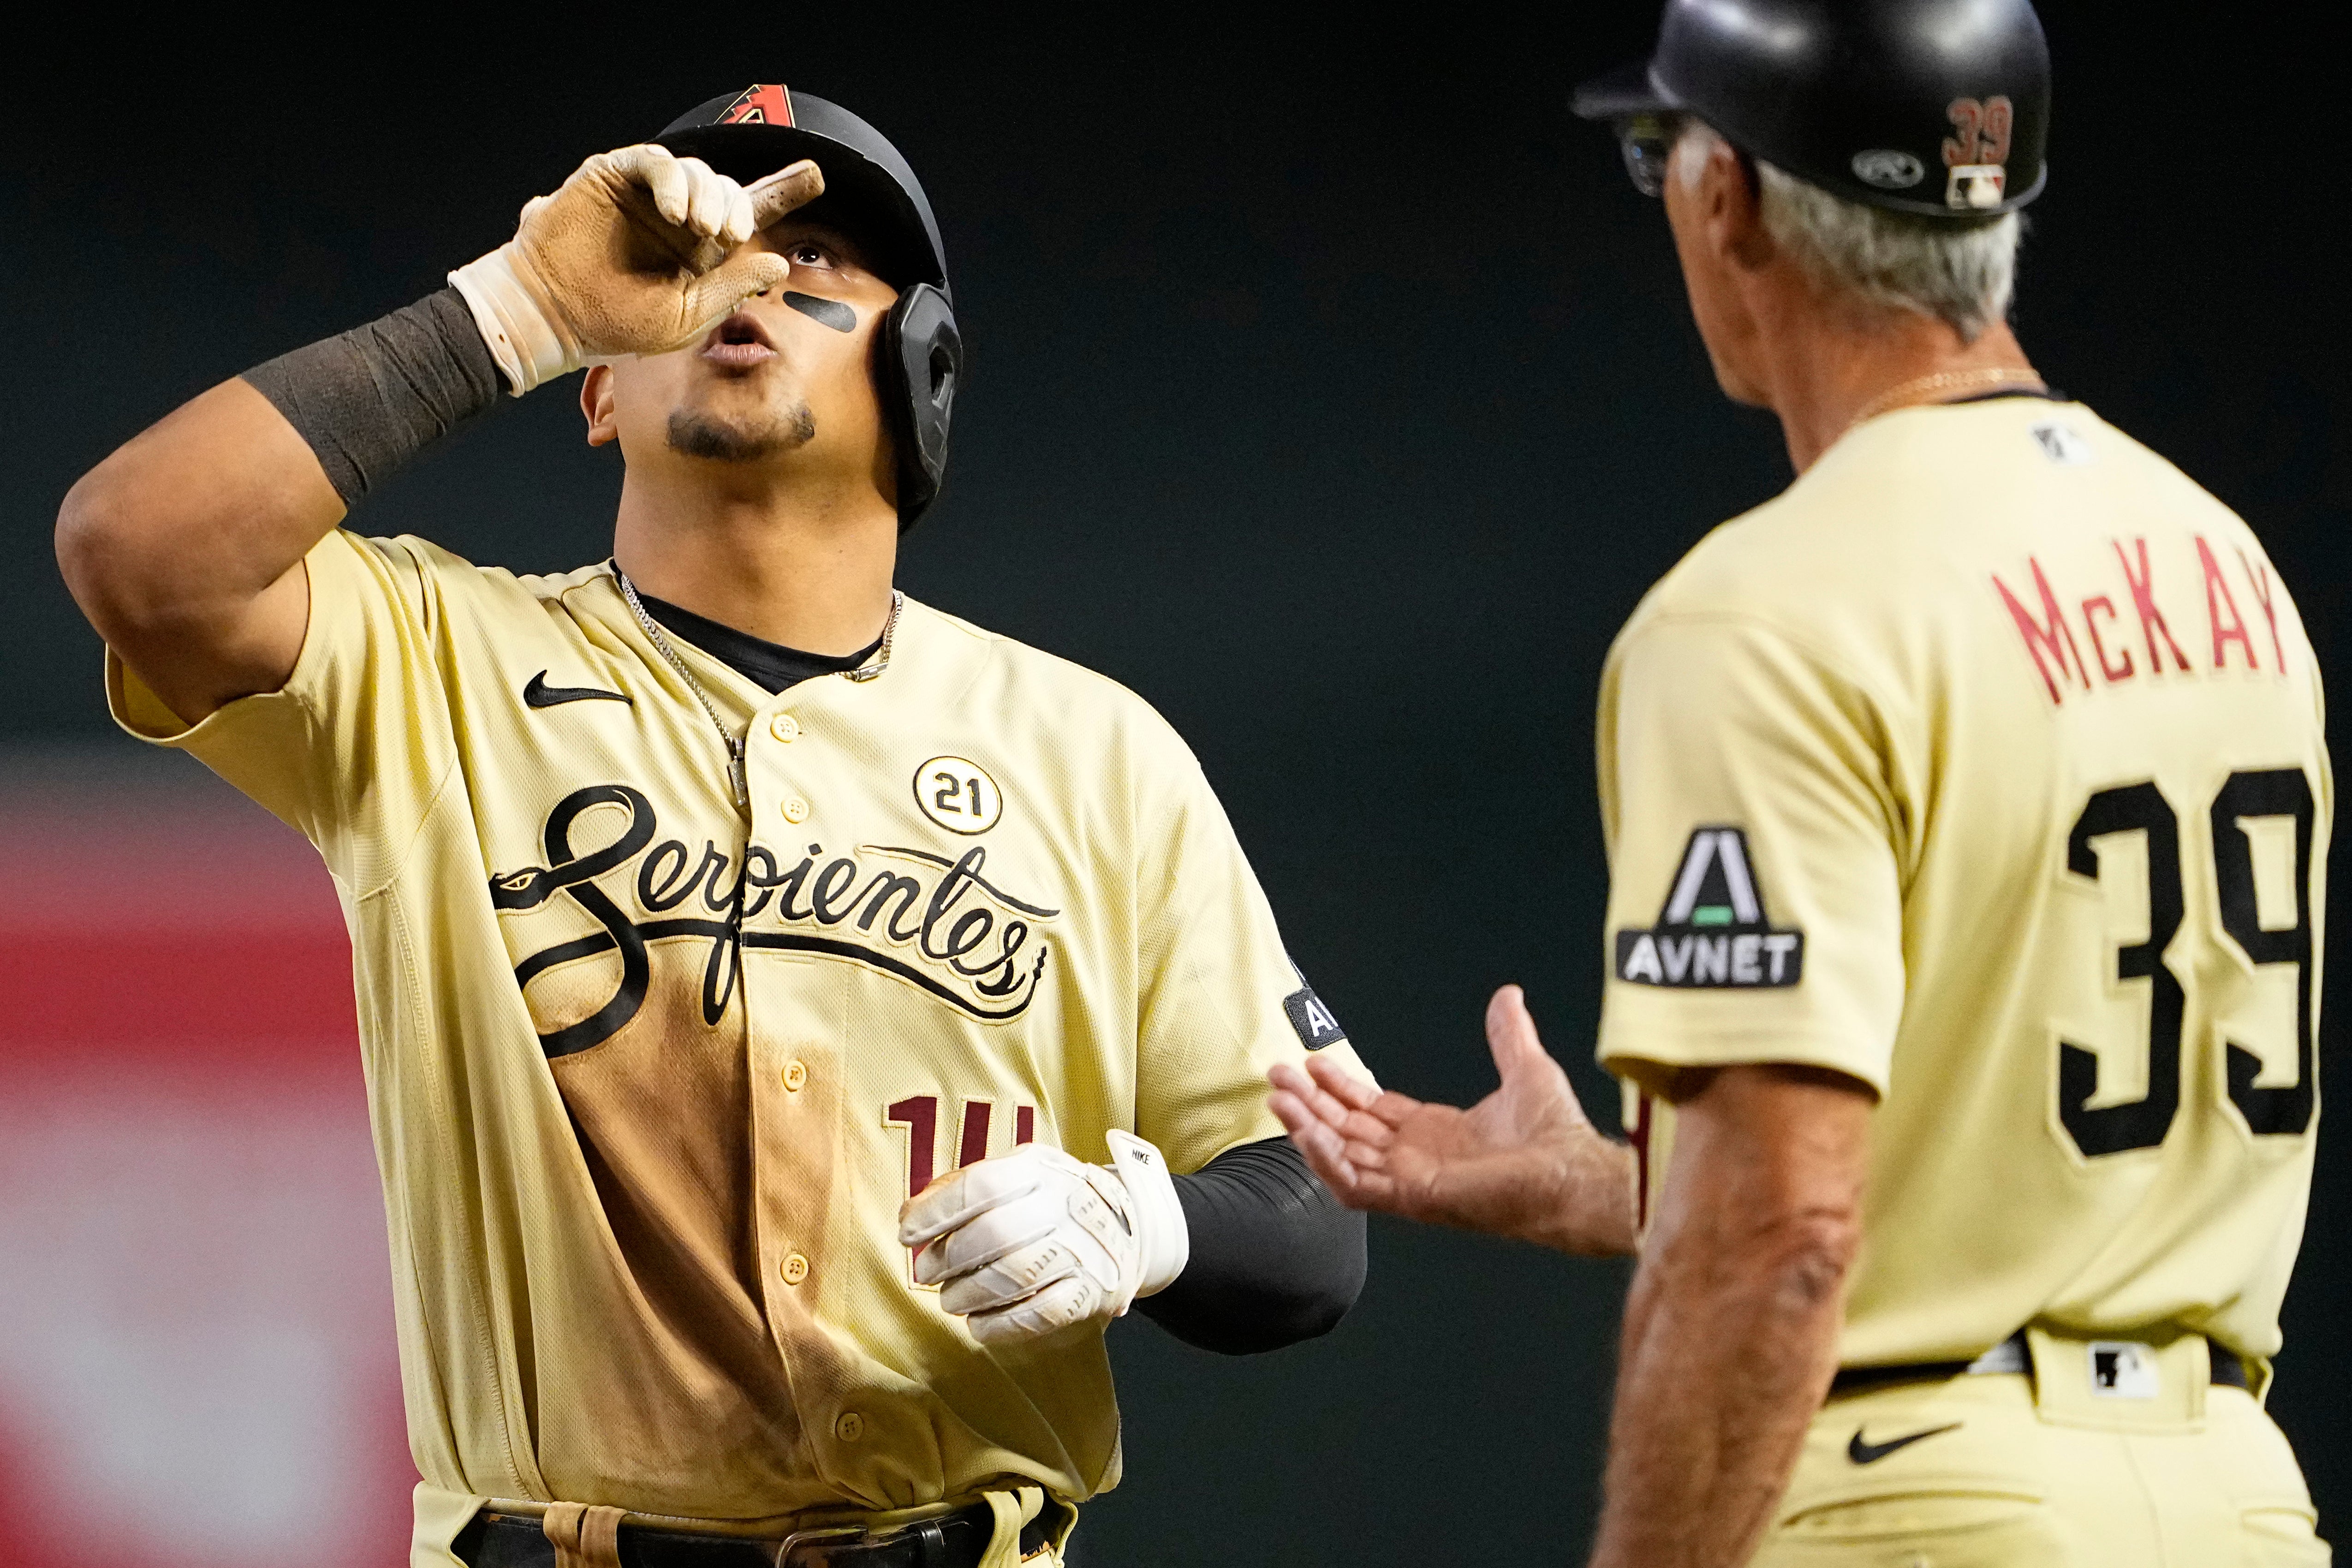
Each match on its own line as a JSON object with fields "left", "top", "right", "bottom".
{"left": 776, "top": 1524, "right": 864, "bottom": 1566}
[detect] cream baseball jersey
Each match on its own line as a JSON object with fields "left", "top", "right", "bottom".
{"left": 1595, "top": 397, "right": 2329, "bottom": 1371}
{"left": 107, "top": 530, "right": 1365, "bottom": 1556}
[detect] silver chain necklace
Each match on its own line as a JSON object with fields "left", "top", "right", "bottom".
{"left": 612, "top": 565, "right": 903, "bottom": 809}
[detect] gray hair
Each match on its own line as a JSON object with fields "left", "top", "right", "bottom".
{"left": 1678, "top": 122, "right": 2020, "bottom": 342}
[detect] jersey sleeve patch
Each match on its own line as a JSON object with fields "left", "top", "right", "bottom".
{"left": 1283, "top": 983, "right": 1348, "bottom": 1051}
{"left": 1614, "top": 827, "right": 1804, "bottom": 990}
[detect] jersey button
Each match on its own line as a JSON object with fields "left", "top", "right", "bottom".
{"left": 834, "top": 1412, "right": 865, "bottom": 1442}
{"left": 769, "top": 714, "right": 800, "bottom": 743}
{"left": 783, "top": 1060, "right": 808, "bottom": 1092}
{"left": 781, "top": 1252, "right": 810, "bottom": 1286}
{"left": 781, "top": 795, "right": 811, "bottom": 824}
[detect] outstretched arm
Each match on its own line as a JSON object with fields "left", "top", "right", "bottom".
{"left": 56, "top": 146, "right": 818, "bottom": 723}
{"left": 1267, "top": 985, "right": 1637, "bottom": 1257}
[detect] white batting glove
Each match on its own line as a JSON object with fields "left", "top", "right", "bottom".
{"left": 448, "top": 144, "right": 825, "bottom": 395}
{"left": 899, "top": 1132, "right": 1191, "bottom": 1347}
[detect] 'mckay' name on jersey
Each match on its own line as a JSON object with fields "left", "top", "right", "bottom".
{"left": 1995, "top": 527, "right": 2287, "bottom": 705}
{"left": 1614, "top": 827, "right": 1804, "bottom": 990}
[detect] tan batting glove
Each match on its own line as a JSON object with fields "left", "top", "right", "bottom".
{"left": 448, "top": 144, "right": 825, "bottom": 395}
{"left": 898, "top": 1132, "right": 1191, "bottom": 1347}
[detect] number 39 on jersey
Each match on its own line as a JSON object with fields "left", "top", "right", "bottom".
{"left": 2056, "top": 767, "right": 2317, "bottom": 1160}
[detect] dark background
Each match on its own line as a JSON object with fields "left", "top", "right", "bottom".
{"left": 6, "top": 8, "right": 2346, "bottom": 1562}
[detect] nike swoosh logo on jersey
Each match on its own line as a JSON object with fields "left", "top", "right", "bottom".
{"left": 1846, "top": 1423, "right": 1962, "bottom": 1465}
{"left": 524, "top": 671, "right": 634, "bottom": 709}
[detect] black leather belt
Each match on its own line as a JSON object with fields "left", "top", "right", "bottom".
{"left": 455, "top": 1500, "right": 1066, "bottom": 1568}
{"left": 1828, "top": 1329, "right": 2249, "bottom": 1399}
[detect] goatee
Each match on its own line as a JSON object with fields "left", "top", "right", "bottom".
{"left": 667, "top": 404, "right": 817, "bottom": 462}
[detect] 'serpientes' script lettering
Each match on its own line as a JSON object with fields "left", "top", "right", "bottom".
{"left": 491, "top": 784, "right": 1059, "bottom": 1055}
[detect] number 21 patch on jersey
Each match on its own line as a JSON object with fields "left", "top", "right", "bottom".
{"left": 1615, "top": 828, "right": 1804, "bottom": 989}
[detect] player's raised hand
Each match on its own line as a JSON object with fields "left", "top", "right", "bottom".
{"left": 1268, "top": 985, "right": 1636, "bottom": 1256}
{"left": 898, "top": 1132, "right": 1191, "bottom": 1347}
{"left": 448, "top": 145, "right": 827, "bottom": 394}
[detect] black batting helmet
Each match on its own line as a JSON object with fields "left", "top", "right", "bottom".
{"left": 1574, "top": 0, "right": 2051, "bottom": 219}
{"left": 657, "top": 85, "right": 963, "bottom": 528}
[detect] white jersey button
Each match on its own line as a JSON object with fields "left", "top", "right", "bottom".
{"left": 780, "top": 1252, "right": 810, "bottom": 1285}
{"left": 834, "top": 1411, "right": 865, "bottom": 1442}
{"left": 781, "top": 796, "right": 811, "bottom": 824}
{"left": 782, "top": 1060, "right": 808, "bottom": 1092}
{"left": 769, "top": 714, "right": 800, "bottom": 742}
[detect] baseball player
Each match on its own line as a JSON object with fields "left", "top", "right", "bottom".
{"left": 56, "top": 84, "right": 1370, "bottom": 1568}
{"left": 1272, "top": 0, "right": 2332, "bottom": 1562}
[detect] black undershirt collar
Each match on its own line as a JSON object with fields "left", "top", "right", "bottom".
{"left": 633, "top": 590, "right": 884, "bottom": 695}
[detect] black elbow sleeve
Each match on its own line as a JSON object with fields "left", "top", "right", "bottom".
{"left": 1133, "top": 1137, "right": 1366, "bottom": 1355}
{"left": 242, "top": 287, "right": 504, "bottom": 506}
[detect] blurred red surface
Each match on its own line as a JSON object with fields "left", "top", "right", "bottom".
{"left": 0, "top": 750, "right": 413, "bottom": 1568}
{"left": 11, "top": 933, "right": 359, "bottom": 1059}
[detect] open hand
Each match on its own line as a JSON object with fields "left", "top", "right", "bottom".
{"left": 1268, "top": 985, "right": 1635, "bottom": 1256}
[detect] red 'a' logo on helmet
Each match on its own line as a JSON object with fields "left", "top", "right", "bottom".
{"left": 721, "top": 84, "right": 795, "bottom": 126}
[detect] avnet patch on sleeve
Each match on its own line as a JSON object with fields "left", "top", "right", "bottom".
{"left": 1614, "top": 827, "right": 1804, "bottom": 989}
{"left": 1283, "top": 979, "right": 1348, "bottom": 1050}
